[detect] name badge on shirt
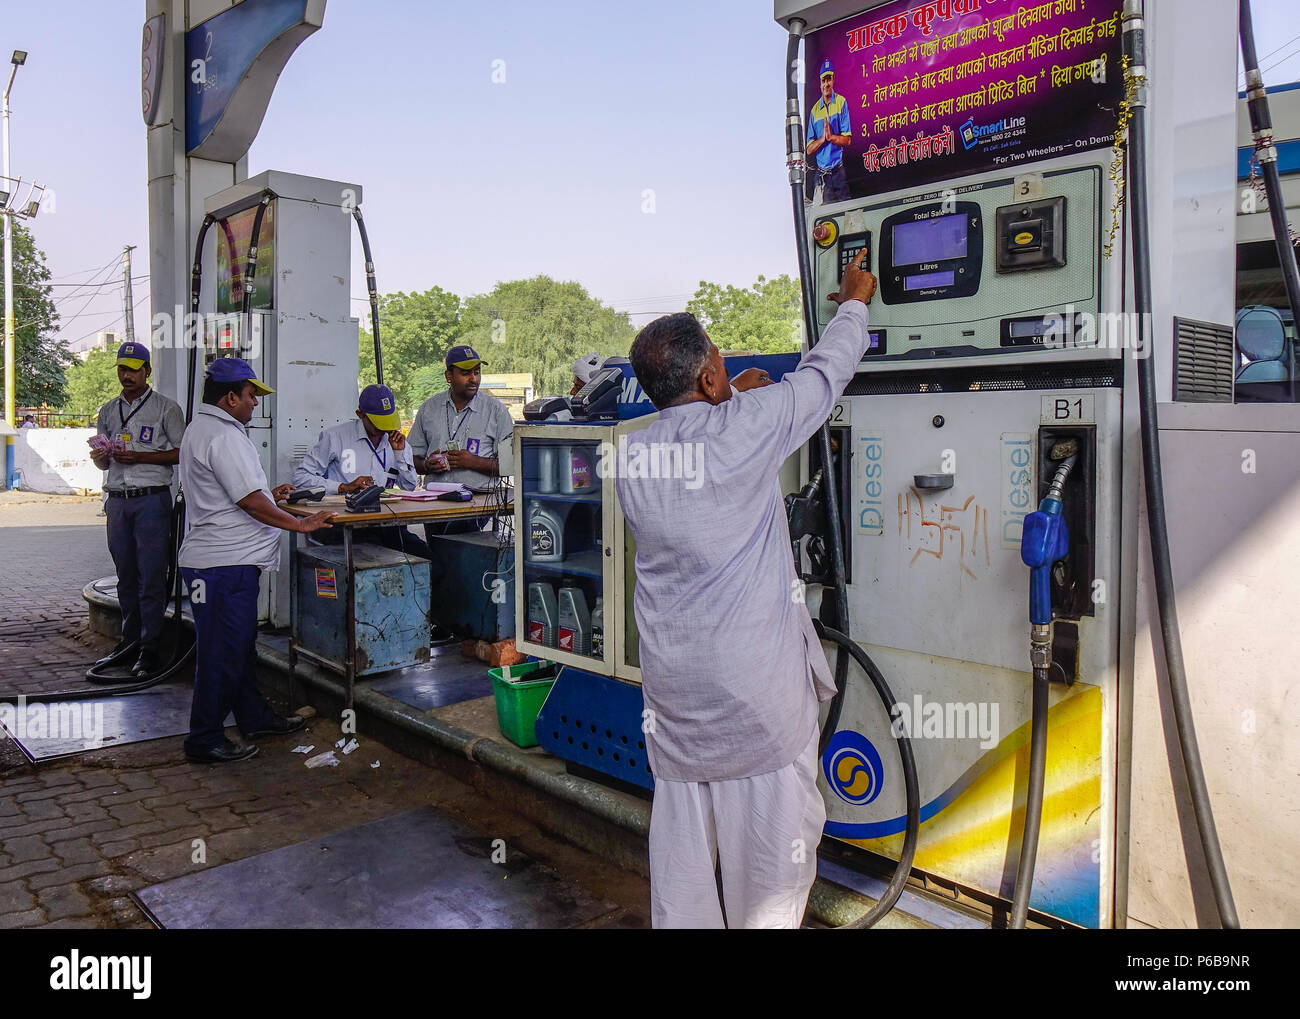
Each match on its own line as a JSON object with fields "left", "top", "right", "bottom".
{"left": 138, "top": 425, "right": 154, "bottom": 445}
{"left": 119, "top": 432, "right": 132, "bottom": 444}
{"left": 466, "top": 438, "right": 480, "bottom": 456}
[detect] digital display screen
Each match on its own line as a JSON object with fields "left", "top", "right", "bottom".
{"left": 892, "top": 214, "right": 968, "bottom": 266}
{"left": 1010, "top": 319, "right": 1049, "bottom": 338}
{"left": 903, "top": 270, "right": 955, "bottom": 291}
{"left": 867, "top": 330, "right": 882, "bottom": 350}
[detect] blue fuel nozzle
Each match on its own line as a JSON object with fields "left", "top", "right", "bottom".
{"left": 1020, "top": 496, "right": 1070, "bottom": 626}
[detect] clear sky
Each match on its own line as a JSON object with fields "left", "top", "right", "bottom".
{"left": 6, "top": 0, "right": 1300, "bottom": 353}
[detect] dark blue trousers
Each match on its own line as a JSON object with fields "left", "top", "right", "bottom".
{"left": 105, "top": 489, "right": 172, "bottom": 653}
{"left": 806, "top": 162, "right": 850, "bottom": 203}
{"left": 182, "top": 565, "right": 277, "bottom": 753}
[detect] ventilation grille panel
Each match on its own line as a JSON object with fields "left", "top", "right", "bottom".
{"left": 1174, "top": 317, "right": 1234, "bottom": 403}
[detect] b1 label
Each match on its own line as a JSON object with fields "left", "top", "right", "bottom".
{"left": 1041, "top": 394, "right": 1094, "bottom": 424}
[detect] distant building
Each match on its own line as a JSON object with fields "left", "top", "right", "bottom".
{"left": 481, "top": 373, "right": 535, "bottom": 420}
{"left": 76, "top": 331, "right": 121, "bottom": 362}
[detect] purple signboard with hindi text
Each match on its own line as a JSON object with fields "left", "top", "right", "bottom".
{"left": 804, "top": 0, "right": 1124, "bottom": 199}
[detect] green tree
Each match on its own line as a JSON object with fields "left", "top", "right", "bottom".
{"left": 686, "top": 274, "right": 802, "bottom": 353}
{"left": 1, "top": 221, "right": 70, "bottom": 408}
{"left": 63, "top": 347, "right": 121, "bottom": 416}
{"left": 456, "top": 276, "right": 634, "bottom": 397}
{"left": 357, "top": 286, "right": 461, "bottom": 417}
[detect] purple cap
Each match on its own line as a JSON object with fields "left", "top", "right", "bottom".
{"left": 358, "top": 384, "right": 400, "bottom": 429}
{"left": 445, "top": 345, "right": 486, "bottom": 369}
{"left": 204, "top": 357, "right": 274, "bottom": 394}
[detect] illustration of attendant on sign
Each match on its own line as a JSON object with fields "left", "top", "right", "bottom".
{"left": 806, "top": 59, "right": 852, "bottom": 204}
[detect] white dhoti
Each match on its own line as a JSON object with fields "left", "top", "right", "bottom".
{"left": 648, "top": 723, "right": 826, "bottom": 929}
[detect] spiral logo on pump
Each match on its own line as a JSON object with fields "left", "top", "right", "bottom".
{"left": 822, "top": 730, "right": 884, "bottom": 806}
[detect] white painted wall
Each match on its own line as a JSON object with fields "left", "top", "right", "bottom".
{"left": 14, "top": 429, "right": 102, "bottom": 494}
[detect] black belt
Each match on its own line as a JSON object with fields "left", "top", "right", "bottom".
{"left": 107, "top": 485, "right": 170, "bottom": 499}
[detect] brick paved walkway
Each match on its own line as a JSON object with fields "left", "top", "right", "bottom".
{"left": 0, "top": 492, "right": 649, "bottom": 929}
{"left": 0, "top": 493, "right": 118, "bottom": 698}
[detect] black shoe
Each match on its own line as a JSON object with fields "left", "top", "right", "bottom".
{"left": 95, "top": 640, "right": 139, "bottom": 668}
{"left": 185, "top": 739, "right": 259, "bottom": 764}
{"left": 131, "top": 649, "right": 163, "bottom": 677}
{"left": 244, "top": 714, "right": 307, "bottom": 739}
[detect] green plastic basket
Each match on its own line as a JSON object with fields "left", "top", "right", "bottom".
{"left": 489, "top": 660, "right": 556, "bottom": 748}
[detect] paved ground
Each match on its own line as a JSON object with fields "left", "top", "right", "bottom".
{"left": 0, "top": 490, "right": 650, "bottom": 929}
{"left": 0, "top": 492, "right": 117, "bottom": 698}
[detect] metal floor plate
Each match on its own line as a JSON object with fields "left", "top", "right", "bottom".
{"left": 134, "top": 805, "right": 617, "bottom": 929}
{"left": 364, "top": 643, "right": 493, "bottom": 710}
{"left": 0, "top": 682, "right": 230, "bottom": 763}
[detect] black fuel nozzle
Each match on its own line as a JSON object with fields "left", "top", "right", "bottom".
{"left": 786, "top": 468, "right": 830, "bottom": 583}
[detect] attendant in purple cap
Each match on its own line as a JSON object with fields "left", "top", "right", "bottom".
{"left": 408, "top": 344, "right": 514, "bottom": 537}
{"left": 178, "top": 357, "right": 335, "bottom": 764}
{"left": 90, "top": 342, "right": 186, "bottom": 677}
{"left": 292, "top": 383, "right": 431, "bottom": 557}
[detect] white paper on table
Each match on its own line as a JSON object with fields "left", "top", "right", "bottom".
{"left": 423, "top": 482, "right": 473, "bottom": 495}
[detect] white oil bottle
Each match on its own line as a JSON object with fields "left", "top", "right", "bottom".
{"left": 557, "top": 586, "right": 591, "bottom": 656}
{"left": 527, "top": 582, "right": 559, "bottom": 648}
{"left": 525, "top": 500, "right": 566, "bottom": 563}
{"left": 591, "top": 596, "right": 604, "bottom": 659}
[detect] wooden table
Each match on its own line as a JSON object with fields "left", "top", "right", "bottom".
{"left": 280, "top": 491, "right": 513, "bottom": 707}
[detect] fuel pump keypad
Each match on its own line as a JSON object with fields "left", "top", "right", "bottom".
{"left": 838, "top": 233, "right": 871, "bottom": 282}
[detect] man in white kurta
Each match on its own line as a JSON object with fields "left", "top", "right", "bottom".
{"left": 615, "top": 257, "right": 876, "bottom": 928}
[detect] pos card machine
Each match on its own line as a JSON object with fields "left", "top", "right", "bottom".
{"left": 570, "top": 365, "right": 622, "bottom": 422}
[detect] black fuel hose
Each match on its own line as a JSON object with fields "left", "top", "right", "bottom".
{"left": 1125, "top": 1, "right": 1238, "bottom": 928}
{"left": 187, "top": 215, "right": 216, "bottom": 422}
{"left": 1241, "top": 0, "right": 1300, "bottom": 403}
{"left": 352, "top": 207, "right": 384, "bottom": 386}
{"left": 241, "top": 196, "right": 272, "bottom": 351}
{"left": 815, "top": 621, "right": 921, "bottom": 929}
{"left": 1008, "top": 664, "right": 1049, "bottom": 928}
{"left": 784, "top": 21, "right": 852, "bottom": 756}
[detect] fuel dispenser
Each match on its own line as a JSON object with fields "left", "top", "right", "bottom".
{"left": 190, "top": 170, "right": 362, "bottom": 625}
{"left": 777, "top": 0, "right": 1138, "bottom": 928}
{"left": 771, "top": 0, "right": 1258, "bottom": 930}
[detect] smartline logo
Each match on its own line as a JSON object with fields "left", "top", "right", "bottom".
{"left": 49, "top": 951, "right": 151, "bottom": 999}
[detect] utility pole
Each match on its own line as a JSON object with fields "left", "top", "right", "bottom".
{"left": 3, "top": 50, "right": 26, "bottom": 491}
{"left": 122, "top": 244, "right": 137, "bottom": 344}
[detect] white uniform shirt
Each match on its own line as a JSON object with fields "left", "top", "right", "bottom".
{"left": 178, "top": 403, "right": 282, "bottom": 570}
{"left": 408, "top": 389, "right": 514, "bottom": 488}
{"left": 293, "top": 418, "right": 417, "bottom": 494}
{"left": 94, "top": 388, "right": 186, "bottom": 490}
{"left": 616, "top": 301, "right": 871, "bottom": 782}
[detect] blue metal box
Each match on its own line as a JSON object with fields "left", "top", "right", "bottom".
{"left": 293, "top": 543, "right": 431, "bottom": 676}
{"left": 425, "top": 532, "right": 515, "bottom": 642}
